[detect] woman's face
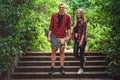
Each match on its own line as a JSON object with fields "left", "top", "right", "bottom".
{"left": 76, "top": 11, "right": 82, "bottom": 19}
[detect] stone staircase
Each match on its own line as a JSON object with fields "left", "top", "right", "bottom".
{"left": 10, "top": 51, "right": 113, "bottom": 80}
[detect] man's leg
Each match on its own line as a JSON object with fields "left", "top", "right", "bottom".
{"left": 60, "top": 45, "right": 65, "bottom": 67}
{"left": 59, "top": 38, "right": 66, "bottom": 75}
{"left": 51, "top": 47, "right": 57, "bottom": 67}
{"left": 49, "top": 46, "right": 57, "bottom": 74}
{"left": 60, "top": 45, "right": 65, "bottom": 75}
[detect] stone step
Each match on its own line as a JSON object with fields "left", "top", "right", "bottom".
{"left": 10, "top": 51, "right": 113, "bottom": 80}
{"left": 19, "top": 56, "right": 105, "bottom": 61}
{"left": 11, "top": 78, "right": 114, "bottom": 80}
{"left": 11, "top": 72, "right": 110, "bottom": 79}
{"left": 15, "top": 66, "right": 107, "bottom": 72}
{"left": 23, "top": 51, "right": 105, "bottom": 56}
{"left": 17, "top": 61, "right": 108, "bottom": 66}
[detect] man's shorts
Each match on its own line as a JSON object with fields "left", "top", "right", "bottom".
{"left": 57, "top": 37, "right": 66, "bottom": 47}
{"left": 51, "top": 37, "right": 66, "bottom": 48}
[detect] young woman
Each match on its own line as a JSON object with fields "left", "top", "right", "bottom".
{"left": 73, "top": 9, "right": 87, "bottom": 74}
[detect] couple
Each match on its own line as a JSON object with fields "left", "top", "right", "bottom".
{"left": 47, "top": 3, "right": 87, "bottom": 75}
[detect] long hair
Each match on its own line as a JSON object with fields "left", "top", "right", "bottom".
{"left": 73, "top": 9, "right": 85, "bottom": 27}
{"left": 76, "top": 9, "right": 85, "bottom": 22}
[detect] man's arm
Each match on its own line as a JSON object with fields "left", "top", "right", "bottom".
{"left": 67, "top": 29, "right": 71, "bottom": 39}
{"left": 48, "top": 30, "right": 52, "bottom": 42}
{"left": 48, "top": 14, "right": 54, "bottom": 42}
{"left": 66, "top": 15, "right": 71, "bottom": 42}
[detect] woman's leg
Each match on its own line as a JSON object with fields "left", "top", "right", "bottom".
{"left": 79, "top": 41, "right": 86, "bottom": 68}
{"left": 74, "top": 39, "right": 79, "bottom": 57}
{"left": 77, "top": 41, "right": 86, "bottom": 74}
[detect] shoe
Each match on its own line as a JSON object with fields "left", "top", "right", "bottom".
{"left": 77, "top": 68, "right": 84, "bottom": 74}
{"left": 60, "top": 67, "right": 65, "bottom": 75}
{"left": 48, "top": 67, "right": 55, "bottom": 74}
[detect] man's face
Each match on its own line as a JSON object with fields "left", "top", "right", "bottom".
{"left": 59, "top": 5, "right": 65, "bottom": 13}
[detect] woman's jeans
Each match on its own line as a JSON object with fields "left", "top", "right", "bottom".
{"left": 74, "top": 39, "right": 86, "bottom": 68}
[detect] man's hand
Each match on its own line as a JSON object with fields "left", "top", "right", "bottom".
{"left": 48, "top": 30, "right": 52, "bottom": 42}
{"left": 65, "top": 37, "right": 71, "bottom": 42}
{"left": 48, "top": 36, "right": 51, "bottom": 42}
{"left": 66, "top": 29, "right": 71, "bottom": 42}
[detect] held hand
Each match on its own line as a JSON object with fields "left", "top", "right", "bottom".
{"left": 48, "top": 36, "right": 51, "bottom": 42}
{"left": 79, "top": 41, "right": 83, "bottom": 47}
{"left": 75, "top": 33, "right": 78, "bottom": 38}
{"left": 65, "top": 37, "right": 71, "bottom": 42}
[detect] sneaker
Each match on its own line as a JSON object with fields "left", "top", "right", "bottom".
{"left": 77, "top": 68, "right": 84, "bottom": 74}
{"left": 60, "top": 67, "right": 65, "bottom": 75}
{"left": 48, "top": 67, "right": 55, "bottom": 74}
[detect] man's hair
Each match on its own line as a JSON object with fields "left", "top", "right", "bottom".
{"left": 59, "top": 3, "right": 65, "bottom": 7}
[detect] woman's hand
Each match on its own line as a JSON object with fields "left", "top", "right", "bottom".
{"left": 75, "top": 33, "right": 78, "bottom": 38}
{"left": 79, "top": 41, "right": 83, "bottom": 47}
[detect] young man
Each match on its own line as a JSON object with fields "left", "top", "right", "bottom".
{"left": 48, "top": 3, "right": 71, "bottom": 75}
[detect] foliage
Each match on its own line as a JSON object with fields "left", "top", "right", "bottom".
{"left": 0, "top": 0, "right": 120, "bottom": 79}
{"left": 66, "top": 0, "right": 120, "bottom": 79}
{"left": 89, "top": 0, "right": 120, "bottom": 79}
{"left": 0, "top": 0, "right": 60, "bottom": 75}
{"left": 66, "top": 0, "right": 111, "bottom": 51}
{"left": 0, "top": 36, "right": 23, "bottom": 73}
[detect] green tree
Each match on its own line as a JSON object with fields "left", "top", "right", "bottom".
{"left": 66, "top": 0, "right": 120, "bottom": 79}
{"left": 0, "top": 0, "right": 60, "bottom": 75}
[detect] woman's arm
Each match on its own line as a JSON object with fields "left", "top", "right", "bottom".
{"left": 73, "top": 21, "right": 78, "bottom": 38}
{"left": 79, "top": 21, "right": 87, "bottom": 46}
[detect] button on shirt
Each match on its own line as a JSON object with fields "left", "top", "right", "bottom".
{"left": 74, "top": 20, "right": 87, "bottom": 42}
{"left": 49, "top": 13, "right": 71, "bottom": 38}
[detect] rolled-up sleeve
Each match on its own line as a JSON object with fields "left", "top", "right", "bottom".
{"left": 49, "top": 14, "right": 54, "bottom": 31}
{"left": 66, "top": 16, "right": 71, "bottom": 30}
{"left": 82, "top": 21, "right": 87, "bottom": 35}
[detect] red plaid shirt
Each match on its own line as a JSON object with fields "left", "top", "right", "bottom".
{"left": 74, "top": 20, "right": 87, "bottom": 42}
{"left": 49, "top": 13, "right": 71, "bottom": 38}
